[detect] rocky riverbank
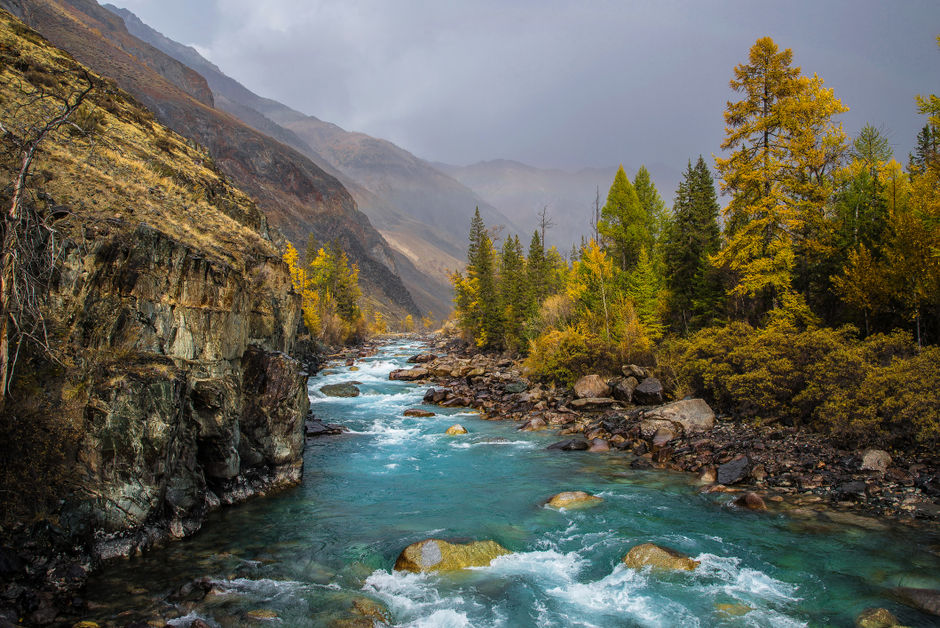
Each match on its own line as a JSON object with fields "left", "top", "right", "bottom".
{"left": 390, "top": 338, "right": 940, "bottom": 528}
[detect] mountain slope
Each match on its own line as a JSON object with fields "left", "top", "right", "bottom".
{"left": 103, "top": 4, "right": 526, "bottom": 318}
{"left": 4, "top": 0, "right": 419, "bottom": 318}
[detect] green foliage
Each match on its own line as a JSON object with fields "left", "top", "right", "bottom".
{"left": 633, "top": 165, "right": 668, "bottom": 246}
{"left": 523, "top": 325, "right": 619, "bottom": 385}
{"left": 598, "top": 165, "right": 645, "bottom": 271}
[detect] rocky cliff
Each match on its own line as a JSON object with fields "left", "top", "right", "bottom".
{"left": 2, "top": 0, "right": 420, "bottom": 321}
{"left": 0, "top": 5, "right": 307, "bottom": 585}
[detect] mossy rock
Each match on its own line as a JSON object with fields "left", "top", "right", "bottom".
{"left": 855, "top": 607, "right": 903, "bottom": 628}
{"left": 546, "top": 491, "right": 603, "bottom": 509}
{"left": 394, "top": 539, "right": 510, "bottom": 572}
{"left": 351, "top": 597, "right": 391, "bottom": 623}
{"left": 622, "top": 543, "right": 699, "bottom": 571}
{"left": 320, "top": 383, "right": 360, "bottom": 397}
{"left": 246, "top": 609, "right": 279, "bottom": 620}
{"left": 445, "top": 424, "right": 468, "bottom": 435}
{"left": 715, "top": 603, "right": 752, "bottom": 617}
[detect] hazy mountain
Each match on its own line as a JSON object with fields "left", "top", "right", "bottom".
{"left": 435, "top": 160, "right": 682, "bottom": 253}
{"left": 106, "top": 3, "right": 523, "bottom": 318}
{"left": 5, "top": 0, "right": 420, "bottom": 319}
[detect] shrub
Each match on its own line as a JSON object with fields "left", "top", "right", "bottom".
{"left": 524, "top": 325, "right": 620, "bottom": 386}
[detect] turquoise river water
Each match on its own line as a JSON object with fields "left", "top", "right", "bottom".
{"left": 84, "top": 339, "right": 940, "bottom": 627}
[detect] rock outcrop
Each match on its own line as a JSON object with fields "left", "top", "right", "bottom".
{"left": 546, "top": 491, "right": 603, "bottom": 509}
{"left": 394, "top": 539, "right": 510, "bottom": 572}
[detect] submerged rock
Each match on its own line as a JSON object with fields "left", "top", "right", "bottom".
{"left": 732, "top": 492, "right": 767, "bottom": 511}
{"left": 546, "top": 491, "right": 603, "bottom": 509}
{"left": 305, "top": 420, "right": 347, "bottom": 437}
{"left": 247, "top": 609, "right": 279, "bottom": 620}
{"left": 622, "top": 543, "right": 699, "bottom": 571}
{"left": 394, "top": 539, "right": 510, "bottom": 572}
{"left": 320, "top": 383, "right": 360, "bottom": 397}
{"left": 518, "top": 416, "right": 548, "bottom": 431}
{"left": 588, "top": 438, "right": 611, "bottom": 452}
{"left": 403, "top": 408, "right": 435, "bottom": 417}
{"left": 445, "top": 424, "right": 468, "bottom": 435}
{"left": 715, "top": 603, "right": 752, "bottom": 617}
{"left": 854, "top": 607, "right": 901, "bottom": 628}
{"left": 547, "top": 439, "right": 590, "bottom": 451}
{"left": 351, "top": 597, "right": 391, "bottom": 623}
{"left": 894, "top": 586, "right": 940, "bottom": 616}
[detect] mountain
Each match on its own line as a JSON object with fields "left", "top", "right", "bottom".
{"left": 104, "top": 4, "right": 524, "bottom": 318}
{"left": 435, "top": 160, "right": 682, "bottom": 252}
{"left": 0, "top": 3, "right": 306, "bottom": 565}
{"left": 3, "top": 0, "right": 420, "bottom": 319}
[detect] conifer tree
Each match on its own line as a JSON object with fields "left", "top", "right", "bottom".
{"left": 598, "top": 165, "right": 646, "bottom": 272}
{"left": 714, "top": 37, "right": 847, "bottom": 321}
{"left": 527, "top": 230, "right": 548, "bottom": 308}
{"left": 663, "top": 157, "right": 723, "bottom": 332}
{"left": 453, "top": 207, "right": 503, "bottom": 347}
{"left": 498, "top": 235, "right": 528, "bottom": 349}
{"left": 627, "top": 247, "right": 666, "bottom": 341}
{"left": 633, "top": 165, "right": 668, "bottom": 247}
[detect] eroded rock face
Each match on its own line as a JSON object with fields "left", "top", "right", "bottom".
{"left": 393, "top": 539, "right": 510, "bottom": 572}
{"left": 622, "top": 543, "right": 699, "bottom": 571}
{"left": 50, "top": 226, "right": 307, "bottom": 558}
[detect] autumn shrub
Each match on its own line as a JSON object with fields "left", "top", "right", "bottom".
{"left": 670, "top": 322, "right": 938, "bottom": 448}
{"left": 524, "top": 325, "right": 621, "bottom": 386}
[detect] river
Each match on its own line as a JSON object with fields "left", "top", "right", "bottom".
{"left": 83, "top": 338, "right": 940, "bottom": 626}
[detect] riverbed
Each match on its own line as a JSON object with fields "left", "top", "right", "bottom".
{"left": 83, "top": 338, "right": 940, "bottom": 626}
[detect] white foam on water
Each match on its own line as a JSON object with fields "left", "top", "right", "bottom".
{"left": 480, "top": 549, "right": 586, "bottom": 584}
{"left": 547, "top": 564, "right": 699, "bottom": 628}
{"left": 165, "top": 612, "right": 220, "bottom": 627}
{"left": 363, "top": 569, "right": 478, "bottom": 626}
{"left": 695, "top": 553, "right": 801, "bottom": 603}
{"left": 209, "top": 577, "right": 311, "bottom": 600}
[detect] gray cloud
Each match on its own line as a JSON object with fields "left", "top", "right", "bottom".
{"left": 109, "top": 0, "right": 939, "bottom": 173}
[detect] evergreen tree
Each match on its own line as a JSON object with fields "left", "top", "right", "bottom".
{"left": 598, "top": 165, "right": 646, "bottom": 271}
{"left": 633, "top": 165, "right": 668, "bottom": 247}
{"left": 909, "top": 124, "right": 939, "bottom": 177}
{"left": 452, "top": 208, "right": 503, "bottom": 347}
{"left": 527, "top": 229, "right": 548, "bottom": 308}
{"left": 627, "top": 247, "right": 666, "bottom": 341}
{"left": 663, "top": 156, "right": 722, "bottom": 332}
{"left": 498, "top": 235, "right": 528, "bottom": 349}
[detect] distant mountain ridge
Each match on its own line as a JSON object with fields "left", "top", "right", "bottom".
{"left": 106, "top": 3, "right": 521, "bottom": 318}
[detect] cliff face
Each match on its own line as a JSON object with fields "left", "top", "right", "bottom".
{"left": 2, "top": 0, "right": 420, "bottom": 319}
{"left": 0, "top": 7, "right": 307, "bottom": 564}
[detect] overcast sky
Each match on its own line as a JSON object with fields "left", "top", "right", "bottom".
{"left": 108, "top": 0, "right": 938, "bottom": 173}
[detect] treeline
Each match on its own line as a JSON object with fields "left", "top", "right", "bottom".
{"left": 451, "top": 36, "right": 940, "bottom": 449}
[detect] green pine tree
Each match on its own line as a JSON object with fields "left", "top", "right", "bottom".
{"left": 598, "top": 165, "right": 646, "bottom": 272}
{"left": 633, "top": 165, "right": 668, "bottom": 247}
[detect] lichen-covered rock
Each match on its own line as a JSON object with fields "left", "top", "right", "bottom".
{"left": 546, "top": 491, "right": 603, "bottom": 509}
{"left": 393, "top": 539, "right": 510, "bottom": 572}
{"left": 445, "top": 424, "right": 468, "bottom": 435}
{"left": 860, "top": 449, "right": 892, "bottom": 473}
{"left": 643, "top": 399, "right": 715, "bottom": 433}
{"left": 573, "top": 375, "right": 611, "bottom": 399}
{"left": 854, "top": 607, "right": 902, "bottom": 628}
{"left": 622, "top": 543, "right": 699, "bottom": 571}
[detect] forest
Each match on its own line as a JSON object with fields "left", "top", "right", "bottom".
{"left": 450, "top": 37, "right": 940, "bottom": 451}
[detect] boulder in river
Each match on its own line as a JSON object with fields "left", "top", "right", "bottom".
{"left": 622, "top": 543, "right": 699, "bottom": 571}
{"left": 518, "top": 416, "right": 548, "bottom": 431}
{"left": 320, "top": 383, "right": 360, "bottom": 397}
{"left": 643, "top": 399, "right": 715, "bottom": 433}
{"left": 860, "top": 449, "right": 892, "bottom": 473}
{"left": 407, "top": 352, "right": 437, "bottom": 364}
{"left": 574, "top": 374, "right": 611, "bottom": 399}
{"left": 394, "top": 539, "right": 510, "bottom": 572}
{"left": 547, "top": 491, "right": 603, "bottom": 509}
{"left": 445, "top": 424, "right": 468, "bottom": 435}
{"left": 632, "top": 377, "right": 664, "bottom": 405}
{"left": 717, "top": 455, "right": 750, "bottom": 485}
{"left": 404, "top": 408, "right": 435, "bottom": 417}
{"left": 893, "top": 586, "right": 940, "bottom": 616}
{"left": 588, "top": 438, "right": 611, "bottom": 452}
{"left": 305, "top": 420, "right": 347, "bottom": 437}
{"left": 424, "top": 388, "right": 449, "bottom": 403}
{"left": 547, "top": 439, "right": 590, "bottom": 451}
{"left": 389, "top": 368, "right": 429, "bottom": 381}
{"left": 854, "top": 607, "right": 902, "bottom": 628}
{"left": 732, "top": 492, "right": 767, "bottom": 511}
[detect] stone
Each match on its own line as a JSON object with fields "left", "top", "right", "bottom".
{"left": 547, "top": 439, "right": 590, "bottom": 451}
{"left": 698, "top": 466, "right": 717, "bottom": 483}
{"left": 611, "top": 376, "right": 638, "bottom": 403}
{"left": 715, "top": 603, "right": 753, "bottom": 617}
{"left": 407, "top": 352, "right": 436, "bottom": 363}
{"left": 588, "top": 438, "right": 610, "bottom": 452}
{"left": 894, "top": 587, "right": 940, "bottom": 616}
{"left": 389, "top": 368, "right": 429, "bottom": 381}
{"left": 622, "top": 364, "right": 647, "bottom": 379}
{"left": 517, "top": 417, "right": 547, "bottom": 431}
{"left": 73, "top": 623, "right": 102, "bottom": 628}
{"left": 445, "top": 424, "right": 468, "bottom": 435}
{"left": 643, "top": 399, "right": 715, "bottom": 433}
{"left": 632, "top": 377, "right": 664, "bottom": 405}
{"left": 403, "top": 409, "right": 435, "bottom": 417}
{"left": 319, "top": 383, "right": 360, "bottom": 397}
{"left": 305, "top": 420, "right": 346, "bottom": 437}
{"left": 622, "top": 543, "right": 699, "bottom": 571}
{"left": 570, "top": 397, "right": 616, "bottom": 409}
{"left": 640, "top": 418, "right": 678, "bottom": 439}
{"left": 717, "top": 455, "right": 750, "bottom": 485}
{"left": 547, "top": 491, "right": 603, "bottom": 508}
{"left": 652, "top": 426, "right": 678, "bottom": 447}
{"left": 750, "top": 464, "right": 767, "bottom": 482}
{"left": 424, "top": 388, "right": 449, "bottom": 403}
{"left": 574, "top": 375, "right": 612, "bottom": 399}
{"left": 854, "top": 607, "right": 901, "bottom": 628}
{"left": 247, "top": 609, "right": 279, "bottom": 620}
{"left": 504, "top": 381, "right": 528, "bottom": 394}
{"left": 860, "top": 449, "right": 892, "bottom": 473}
{"left": 394, "top": 539, "right": 510, "bottom": 572}
{"left": 733, "top": 492, "right": 767, "bottom": 511}
{"left": 836, "top": 481, "right": 868, "bottom": 500}
{"left": 351, "top": 597, "right": 391, "bottom": 623}
{"left": 348, "top": 366, "right": 359, "bottom": 371}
